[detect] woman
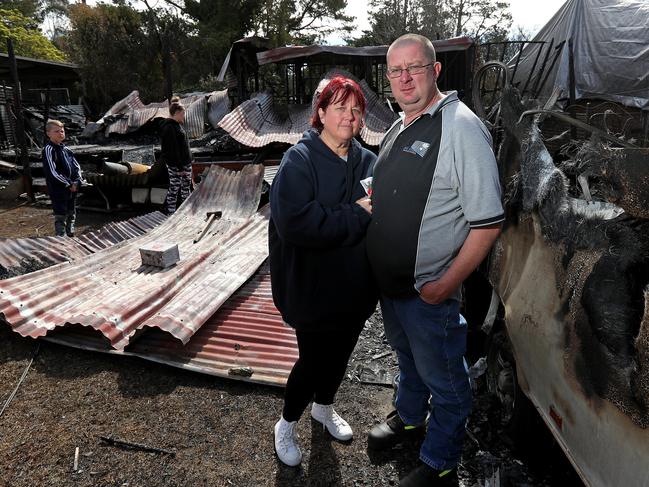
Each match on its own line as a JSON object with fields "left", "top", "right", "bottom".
{"left": 269, "top": 76, "right": 377, "bottom": 466}
{"left": 160, "top": 96, "right": 192, "bottom": 214}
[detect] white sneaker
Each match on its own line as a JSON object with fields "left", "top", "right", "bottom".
{"left": 274, "top": 417, "right": 302, "bottom": 466}
{"left": 311, "top": 403, "right": 353, "bottom": 441}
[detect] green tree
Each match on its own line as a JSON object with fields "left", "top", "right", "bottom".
{"left": 64, "top": 3, "right": 152, "bottom": 112}
{"left": 448, "top": 0, "right": 511, "bottom": 41}
{"left": 1, "top": 0, "right": 71, "bottom": 26}
{"left": 354, "top": 0, "right": 512, "bottom": 46}
{"left": 251, "top": 0, "right": 353, "bottom": 45}
{"left": 155, "top": 0, "right": 261, "bottom": 74}
{"left": 1, "top": 1, "right": 42, "bottom": 20}
{"left": 351, "top": 0, "right": 421, "bottom": 46}
{"left": 161, "top": 0, "right": 352, "bottom": 47}
{"left": 0, "top": 8, "right": 66, "bottom": 61}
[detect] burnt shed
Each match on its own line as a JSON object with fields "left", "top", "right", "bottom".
{"left": 219, "top": 37, "right": 476, "bottom": 110}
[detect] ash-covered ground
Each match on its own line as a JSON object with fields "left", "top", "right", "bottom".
{"left": 0, "top": 201, "right": 583, "bottom": 486}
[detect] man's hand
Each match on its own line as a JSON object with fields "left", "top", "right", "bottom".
{"left": 70, "top": 182, "right": 78, "bottom": 193}
{"left": 419, "top": 224, "right": 502, "bottom": 305}
{"left": 419, "top": 279, "right": 454, "bottom": 305}
{"left": 356, "top": 197, "right": 372, "bottom": 214}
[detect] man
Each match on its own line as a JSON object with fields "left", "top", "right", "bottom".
{"left": 42, "top": 120, "right": 82, "bottom": 237}
{"left": 366, "top": 34, "right": 504, "bottom": 487}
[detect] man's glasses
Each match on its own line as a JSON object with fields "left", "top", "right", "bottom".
{"left": 386, "top": 63, "right": 434, "bottom": 79}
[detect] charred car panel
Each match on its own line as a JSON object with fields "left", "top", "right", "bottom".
{"left": 491, "top": 87, "right": 649, "bottom": 486}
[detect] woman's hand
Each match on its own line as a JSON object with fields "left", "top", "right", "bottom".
{"left": 356, "top": 197, "right": 372, "bottom": 214}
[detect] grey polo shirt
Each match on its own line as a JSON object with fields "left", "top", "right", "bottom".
{"left": 366, "top": 91, "right": 504, "bottom": 300}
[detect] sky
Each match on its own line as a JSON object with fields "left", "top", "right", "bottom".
{"left": 338, "top": 0, "right": 568, "bottom": 43}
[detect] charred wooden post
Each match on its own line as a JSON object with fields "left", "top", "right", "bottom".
{"left": 6, "top": 38, "right": 33, "bottom": 201}
{"left": 43, "top": 82, "right": 51, "bottom": 146}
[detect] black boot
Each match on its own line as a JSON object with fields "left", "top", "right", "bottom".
{"left": 400, "top": 464, "right": 458, "bottom": 487}
{"left": 54, "top": 215, "right": 66, "bottom": 237}
{"left": 368, "top": 410, "right": 425, "bottom": 450}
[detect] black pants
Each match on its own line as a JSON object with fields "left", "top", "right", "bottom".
{"left": 282, "top": 324, "right": 363, "bottom": 422}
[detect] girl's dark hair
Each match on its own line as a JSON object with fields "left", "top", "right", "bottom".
{"left": 169, "top": 96, "right": 185, "bottom": 116}
{"left": 311, "top": 76, "right": 366, "bottom": 131}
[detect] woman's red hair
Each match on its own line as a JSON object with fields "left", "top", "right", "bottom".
{"left": 311, "top": 76, "right": 366, "bottom": 131}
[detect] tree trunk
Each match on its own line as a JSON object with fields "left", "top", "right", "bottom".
{"left": 455, "top": 0, "right": 464, "bottom": 37}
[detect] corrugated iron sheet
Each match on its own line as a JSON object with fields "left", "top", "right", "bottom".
{"left": 218, "top": 92, "right": 306, "bottom": 148}
{"left": 43, "top": 264, "right": 297, "bottom": 386}
{"left": 207, "top": 90, "right": 230, "bottom": 128}
{"left": 0, "top": 165, "right": 269, "bottom": 351}
{"left": 0, "top": 212, "right": 166, "bottom": 271}
{"left": 218, "top": 70, "right": 397, "bottom": 148}
{"left": 91, "top": 90, "right": 228, "bottom": 139}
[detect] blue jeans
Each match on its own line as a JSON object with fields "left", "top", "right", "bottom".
{"left": 381, "top": 295, "right": 471, "bottom": 470}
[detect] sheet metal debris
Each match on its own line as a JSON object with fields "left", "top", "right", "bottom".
{"left": 44, "top": 264, "right": 297, "bottom": 386}
{"left": 0, "top": 165, "right": 269, "bottom": 350}
{"left": 0, "top": 212, "right": 166, "bottom": 273}
{"left": 83, "top": 90, "right": 229, "bottom": 140}
{"left": 218, "top": 70, "right": 398, "bottom": 147}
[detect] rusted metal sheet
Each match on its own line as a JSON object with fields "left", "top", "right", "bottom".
{"left": 218, "top": 93, "right": 305, "bottom": 148}
{"left": 355, "top": 77, "right": 398, "bottom": 146}
{"left": 0, "top": 212, "right": 166, "bottom": 271}
{"left": 74, "top": 212, "right": 167, "bottom": 253}
{"left": 179, "top": 94, "right": 207, "bottom": 139}
{"left": 218, "top": 73, "right": 398, "bottom": 147}
{"left": 91, "top": 90, "right": 225, "bottom": 139}
{"left": 207, "top": 90, "right": 230, "bottom": 128}
{"left": 0, "top": 165, "right": 268, "bottom": 350}
{"left": 43, "top": 264, "right": 298, "bottom": 386}
{"left": 256, "top": 38, "right": 474, "bottom": 65}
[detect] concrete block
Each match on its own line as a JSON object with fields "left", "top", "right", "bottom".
{"left": 139, "top": 242, "right": 180, "bottom": 268}
{"left": 131, "top": 187, "right": 150, "bottom": 204}
{"left": 150, "top": 187, "right": 167, "bottom": 205}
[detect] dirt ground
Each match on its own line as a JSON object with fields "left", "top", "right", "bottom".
{"left": 0, "top": 199, "right": 583, "bottom": 487}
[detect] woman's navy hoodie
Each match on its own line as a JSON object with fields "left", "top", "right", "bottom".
{"left": 269, "top": 129, "right": 378, "bottom": 331}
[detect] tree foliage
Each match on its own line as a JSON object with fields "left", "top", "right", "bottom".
{"left": 62, "top": 2, "right": 245, "bottom": 113}
{"left": 35, "top": 0, "right": 359, "bottom": 112}
{"left": 64, "top": 3, "right": 154, "bottom": 112}
{"left": 251, "top": 0, "right": 353, "bottom": 45}
{"left": 354, "top": 0, "right": 512, "bottom": 46}
{"left": 160, "top": 0, "right": 352, "bottom": 47}
{"left": 0, "top": 8, "right": 66, "bottom": 61}
{"left": 153, "top": 0, "right": 263, "bottom": 57}
{"left": 2, "top": 0, "right": 70, "bottom": 29}
{"left": 1, "top": 1, "right": 42, "bottom": 20}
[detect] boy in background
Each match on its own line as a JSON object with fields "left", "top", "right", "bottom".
{"left": 42, "top": 119, "right": 82, "bottom": 237}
